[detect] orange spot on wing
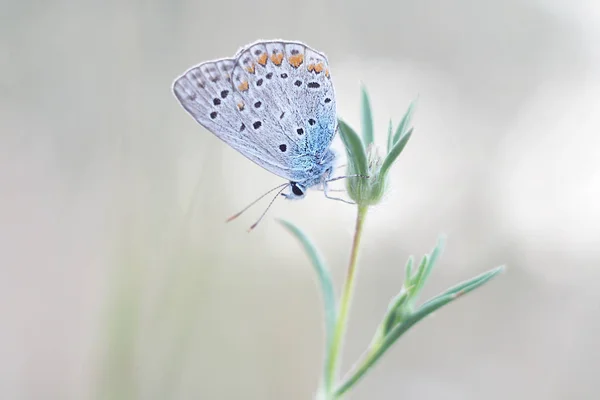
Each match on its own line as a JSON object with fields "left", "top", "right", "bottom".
{"left": 288, "top": 54, "right": 304, "bottom": 68}
{"left": 325, "top": 68, "right": 330, "bottom": 78}
{"left": 308, "top": 62, "right": 324, "bottom": 73}
{"left": 271, "top": 52, "right": 284, "bottom": 66}
{"left": 257, "top": 53, "right": 268, "bottom": 66}
{"left": 237, "top": 102, "right": 245, "bottom": 111}
{"left": 237, "top": 81, "right": 249, "bottom": 91}
{"left": 245, "top": 64, "right": 255, "bottom": 74}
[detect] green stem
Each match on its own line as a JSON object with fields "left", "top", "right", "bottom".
{"left": 325, "top": 205, "right": 368, "bottom": 397}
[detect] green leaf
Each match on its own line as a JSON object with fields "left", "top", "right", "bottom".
{"left": 335, "top": 265, "right": 504, "bottom": 396}
{"left": 379, "top": 128, "right": 413, "bottom": 181}
{"left": 412, "top": 236, "right": 445, "bottom": 303}
{"left": 278, "top": 219, "right": 336, "bottom": 384}
{"left": 420, "top": 265, "right": 505, "bottom": 309}
{"left": 386, "top": 119, "right": 393, "bottom": 153}
{"left": 403, "top": 255, "right": 414, "bottom": 287}
{"left": 392, "top": 99, "right": 416, "bottom": 145}
{"left": 381, "top": 287, "right": 412, "bottom": 335}
{"left": 410, "top": 253, "right": 429, "bottom": 295}
{"left": 338, "top": 119, "right": 368, "bottom": 176}
{"left": 361, "top": 85, "right": 375, "bottom": 145}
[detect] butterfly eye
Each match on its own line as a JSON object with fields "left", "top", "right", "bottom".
{"left": 291, "top": 182, "right": 304, "bottom": 197}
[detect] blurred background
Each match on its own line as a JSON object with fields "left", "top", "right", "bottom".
{"left": 2, "top": 0, "right": 599, "bottom": 399}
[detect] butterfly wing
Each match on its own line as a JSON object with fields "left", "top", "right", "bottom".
{"left": 172, "top": 58, "right": 289, "bottom": 174}
{"left": 231, "top": 40, "right": 337, "bottom": 182}
{"left": 172, "top": 40, "right": 337, "bottom": 182}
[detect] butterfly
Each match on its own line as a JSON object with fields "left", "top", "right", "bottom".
{"left": 172, "top": 39, "right": 350, "bottom": 229}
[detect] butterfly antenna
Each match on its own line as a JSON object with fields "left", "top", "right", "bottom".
{"left": 247, "top": 184, "right": 289, "bottom": 232}
{"left": 226, "top": 182, "right": 289, "bottom": 223}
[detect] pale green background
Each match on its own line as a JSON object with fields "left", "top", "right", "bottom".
{"left": 1, "top": 0, "right": 599, "bottom": 399}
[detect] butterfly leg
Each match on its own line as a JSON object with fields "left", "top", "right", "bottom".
{"left": 326, "top": 174, "right": 369, "bottom": 183}
{"left": 319, "top": 189, "right": 346, "bottom": 193}
{"left": 316, "top": 187, "right": 346, "bottom": 193}
{"left": 322, "top": 181, "right": 355, "bottom": 205}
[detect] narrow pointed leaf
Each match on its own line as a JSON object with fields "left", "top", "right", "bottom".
{"left": 338, "top": 119, "right": 368, "bottom": 176}
{"left": 412, "top": 236, "right": 445, "bottom": 303}
{"left": 382, "top": 287, "right": 412, "bottom": 335}
{"left": 420, "top": 265, "right": 505, "bottom": 309}
{"left": 361, "top": 86, "right": 375, "bottom": 145}
{"left": 403, "top": 255, "right": 414, "bottom": 287}
{"left": 410, "top": 253, "right": 429, "bottom": 295}
{"left": 278, "top": 219, "right": 336, "bottom": 381}
{"left": 392, "top": 99, "right": 416, "bottom": 145}
{"left": 379, "top": 128, "right": 413, "bottom": 180}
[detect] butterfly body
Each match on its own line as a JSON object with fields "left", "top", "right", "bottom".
{"left": 172, "top": 40, "right": 337, "bottom": 199}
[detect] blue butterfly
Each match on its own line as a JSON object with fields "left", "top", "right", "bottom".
{"left": 172, "top": 40, "right": 349, "bottom": 228}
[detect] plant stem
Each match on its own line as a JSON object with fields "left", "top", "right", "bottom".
{"left": 325, "top": 205, "right": 369, "bottom": 397}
